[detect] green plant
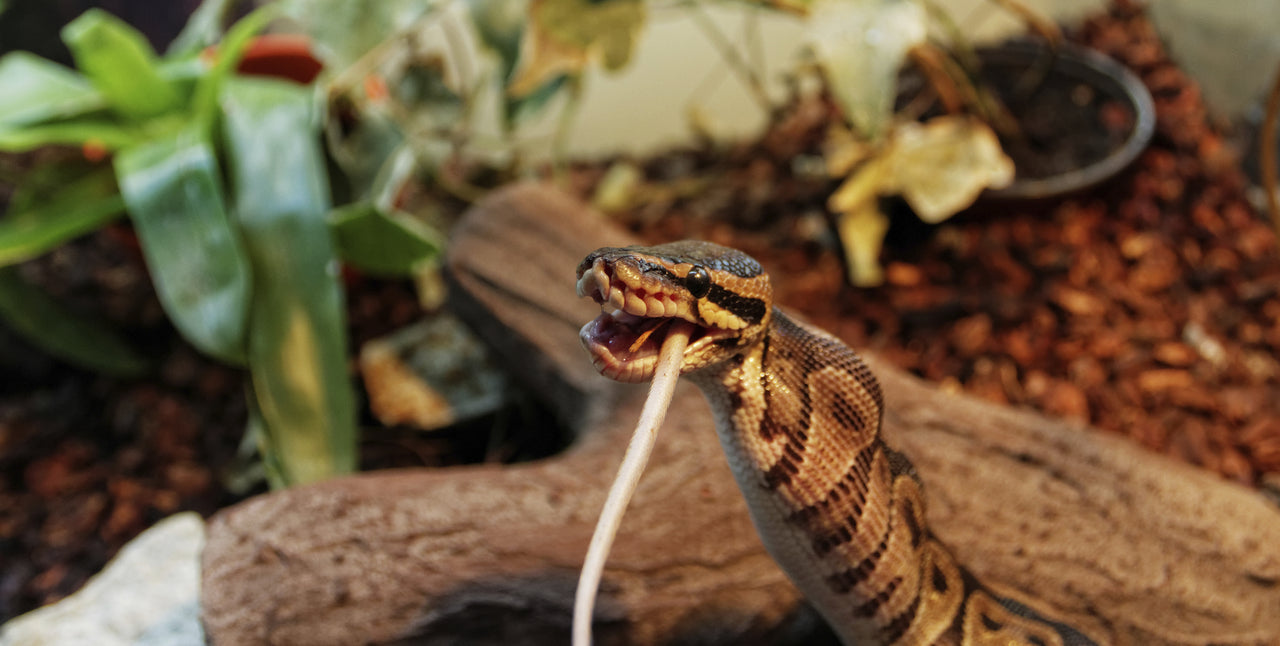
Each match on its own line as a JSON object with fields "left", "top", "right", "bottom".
{"left": 282, "top": 0, "right": 1042, "bottom": 288}
{"left": 0, "top": 4, "right": 440, "bottom": 487}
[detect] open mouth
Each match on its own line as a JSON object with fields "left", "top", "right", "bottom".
{"left": 576, "top": 257, "right": 728, "bottom": 382}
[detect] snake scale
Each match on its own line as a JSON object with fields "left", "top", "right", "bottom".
{"left": 576, "top": 240, "right": 1100, "bottom": 646}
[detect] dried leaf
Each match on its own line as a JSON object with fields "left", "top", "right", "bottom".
{"left": 592, "top": 161, "right": 643, "bottom": 213}
{"left": 508, "top": 0, "right": 645, "bottom": 96}
{"left": 883, "top": 116, "right": 1014, "bottom": 223}
{"left": 828, "top": 154, "right": 887, "bottom": 215}
{"left": 835, "top": 196, "right": 890, "bottom": 287}
{"left": 806, "top": 0, "right": 926, "bottom": 139}
{"left": 823, "top": 122, "right": 873, "bottom": 177}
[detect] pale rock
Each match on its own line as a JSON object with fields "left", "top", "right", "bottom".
{"left": 0, "top": 513, "right": 205, "bottom": 646}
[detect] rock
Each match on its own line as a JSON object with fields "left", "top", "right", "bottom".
{"left": 358, "top": 313, "right": 508, "bottom": 430}
{"left": 0, "top": 513, "right": 205, "bottom": 646}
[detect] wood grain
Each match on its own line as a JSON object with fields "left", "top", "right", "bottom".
{"left": 201, "top": 183, "right": 1280, "bottom": 645}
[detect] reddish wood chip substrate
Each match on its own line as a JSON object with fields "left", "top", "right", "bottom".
{"left": 587, "top": 2, "right": 1280, "bottom": 486}
{"left": 2, "top": 0, "right": 1276, "bottom": 629}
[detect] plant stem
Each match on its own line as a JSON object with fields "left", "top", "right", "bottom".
{"left": 685, "top": 1, "right": 774, "bottom": 116}
{"left": 985, "top": 0, "right": 1062, "bottom": 48}
{"left": 743, "top": 6, "right": 765, "bottom": 84}
{"left": 551, "top": 74, "right": 584, "bottom": 186}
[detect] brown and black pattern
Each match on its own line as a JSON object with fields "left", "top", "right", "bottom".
{"left": 579, "top": 242, "right": 1104, "bottom": 646}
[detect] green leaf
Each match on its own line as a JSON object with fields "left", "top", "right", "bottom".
{"left": 115, "top": 129, "right": 252, "bottom": 364}
{"left": 0, "top": 52, "right": 104, "bottom": 127}
{"left": 0, "top": 167, "right": 125, "bottom": 266}
{"left": 0, "top": 117, "right": 140, "bottom": 152}
{"left": 329, "top": 202, "right": 440, "bottom": 276}
{"left": 0, "top": 266, "right": 147, "bottom": 376}
{"left": 507, "top": 73, "right": 566, "bottom": 125}
{"left": 327, "top": 109, "right": 406, "bottom": 200}
{"left": 190, "top": 5, "right": 279, "bottom": 135}
{"left": 167, "top": 0, "right": 237, "bottom": 57}
{"left": 279, "top": 0, "right": 435, "bottom": 70}
{"left": 221, "top": 76, "right": 356, "bottom": 486}
{"left": 61, "top": 9, "right": 182, "bottom": 120}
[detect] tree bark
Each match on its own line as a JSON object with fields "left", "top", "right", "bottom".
{"left": 201, "top": 183, "right": 1280, "bottom": 645}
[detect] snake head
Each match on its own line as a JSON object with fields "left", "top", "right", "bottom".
{"left": 576, "top": 241, "right": 773, "bottom": 383}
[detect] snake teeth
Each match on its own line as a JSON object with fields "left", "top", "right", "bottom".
{"left": 594, "top": 259, "right": 610, "bottom": 297}
{"left": 644, "top": 297, "right": 667, "bottom": 318}
{"left": 624, "top": 292, "right": 647, "bottom": 316}
{"left": 575, "top": 272, "right": 594, "bottom": 299}
{"left": 607, "top": 287, "right": 627, "bottom": 312}
{"left": 577, "top": 261, "right": 613, "bottom": 303}
{"left": 579, "top": 261, "right": 694, "bottom": 322}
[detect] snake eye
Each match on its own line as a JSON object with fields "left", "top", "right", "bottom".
{"left": 685, "top": 265, "right": 711, "bottom": 298}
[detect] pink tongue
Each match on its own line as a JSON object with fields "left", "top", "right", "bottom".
{"left": 604, "top": 330, "right": 638, "bottom": 354}
{"left": 600, "top": 315, "right": 665, "bottom": 356}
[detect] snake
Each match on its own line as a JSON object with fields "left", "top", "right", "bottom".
{"left": 576, "top": 240, "right": 1103, "bottom": 646}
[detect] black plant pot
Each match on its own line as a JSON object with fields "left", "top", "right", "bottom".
{"left": 974, "top": 40, "right": 1156, "bottom": 200}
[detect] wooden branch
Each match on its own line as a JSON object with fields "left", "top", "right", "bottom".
{"left": 201, "top": 183, "right": 1280, "bottom": 645}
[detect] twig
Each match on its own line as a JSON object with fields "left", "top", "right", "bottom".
{"left": 909, "top": 45, "right": 967, "bottom": 114}
{"left": 436, "top": 6, "right": 481, "bottom": 149}
{"left": 743, "top": 5, "right": 765, "bottom": 86}
{"left": 551, "top": 75, "right": 584, "bottom": 186}
{"left": 985, "top": 0, "right": 1062, "bottom": 48}
{"left": 919, "top": 0, "right": 981, "bottom": 72}
{"left": 908, "top": 43, "right": 1021, "bottom": 139}
{"left": 685, "top": 1, "right": 774, "bottom": 116}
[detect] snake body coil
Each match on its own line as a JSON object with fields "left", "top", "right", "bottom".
{"left": 577, "top": 241, "right": 1099, "bottom": 646}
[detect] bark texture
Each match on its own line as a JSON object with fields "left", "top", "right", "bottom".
{"left": 201, "top": 183, "right": 1280, "bottom": 645}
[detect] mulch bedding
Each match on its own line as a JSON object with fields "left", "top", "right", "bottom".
{"left": 567, "top": 0, "right": 1280, "bottom": 487}
{"left": 0, "top": 231, "right": 428, "bottom": 619}
{"left": 1, "top": 0, "right": 1276, "bottom": 626}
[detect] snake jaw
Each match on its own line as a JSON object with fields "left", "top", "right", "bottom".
{"left": 577, "top": 259, "right": 735, "bottom": 383}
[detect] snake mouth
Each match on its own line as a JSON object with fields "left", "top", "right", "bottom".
{"left": 577, "top": 257, "right": 731, "bottom": 383}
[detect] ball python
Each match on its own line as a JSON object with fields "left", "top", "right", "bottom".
{"left": 576, "top": 240, "right": 1102, "bottom": 646}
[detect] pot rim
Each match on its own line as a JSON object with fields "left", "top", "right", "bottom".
{"left": 979, "top": 40, "right": 1156, "bottom": 201}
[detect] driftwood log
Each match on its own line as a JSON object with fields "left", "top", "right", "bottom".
{"left": 201, "top": 183, "right": 1280, "bottom": 645}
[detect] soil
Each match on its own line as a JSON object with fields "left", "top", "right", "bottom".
{"left": 984, "top": 49, "right": 1138, "bottom": 183}
{"left": 2, "top": 0, "right": 1277, "bottom": 626}
{"left": 902, "top": 42, "right": 1139, "bottom": 184}
{"left": 566, "top": 0, "right": 1280, "bottom": 486}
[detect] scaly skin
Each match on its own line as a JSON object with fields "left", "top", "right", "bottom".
{"left": 578, "top": 241, "right": 1099, "bottom": 646}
